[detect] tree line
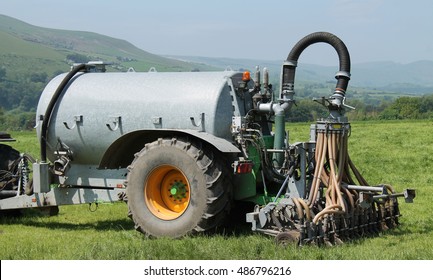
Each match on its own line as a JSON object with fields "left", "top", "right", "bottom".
{"left": 286, "top": 95, "right": 433, "bottom": 122}
{"left": 1, "top": 66, "right": 433, "bottom": 131}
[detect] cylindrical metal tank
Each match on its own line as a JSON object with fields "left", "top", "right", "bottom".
{"left": 36, "top": 71, "right": 243, "bottom": 165}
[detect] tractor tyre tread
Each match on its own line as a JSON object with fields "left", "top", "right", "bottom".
{"left": 126, "top": 137, "right": 232, "bottom": 237}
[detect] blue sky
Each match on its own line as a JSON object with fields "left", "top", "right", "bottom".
{"left": 1, "top": 0, "right": 432, "bottom": 65}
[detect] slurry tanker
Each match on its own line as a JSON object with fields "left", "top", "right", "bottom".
{"left": 0, "top": 32, "right": 415, "bottom": 245}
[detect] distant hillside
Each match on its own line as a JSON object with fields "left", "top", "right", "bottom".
{"left": 0, "top": 14, "right": 216, "bottom": 78}
{"left": 0, "top": 14, "right": 218, "bottom": 115}
{"left": 167, "top": 56, "right": 433, "bottom": 95}
{"left": 3, "top": 13, "right": 432, "bottom": 96}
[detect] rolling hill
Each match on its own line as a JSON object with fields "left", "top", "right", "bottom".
{"left": 0, "top": 14, "right": 219, "bottom": 116}
{"left": 0, "top": 14, "right": 216, "bottom": 79}
{"left": 0, "top": 15, "right": 433, "bottom": 129}
{"left": 166, "top": 57, "right": 433, "bottom": 95}
{"left": 1, "top": 13, "right": 433, "bottom": 122}
{"left": 2, "top": 13, "right": 432, "bottom": 95}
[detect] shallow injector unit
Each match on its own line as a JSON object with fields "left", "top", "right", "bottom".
{"left": 0, "top": 32, "right": 415, "bottom": 245}
{"left": 244, "top": 32, "right": 415, "bottom": 245}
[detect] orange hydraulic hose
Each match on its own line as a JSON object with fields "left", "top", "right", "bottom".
{"left": 341, "top": 186, "right": 355, "bottom": 210}
{"left": 291, "top": 197, "right": 304, "bottom": 221}
{"left": 321, "top": 204, "right": 343, "bottom": 212}
{"left": 309, "top": 124, "right": 377, "bottom": 225}
{"left": 384, "top": 184, "right": 395, "bottom": 194}
{"left": 313, "top": 205, "right": 344, "bottom": 224}
{"left": 320, "top": 133, "right": 331, "bottom": 186}
{"left": 298, "top": 198, "right": 312, "bottom": 222}
{"left": 337, "top": 134, "right": 347, "bottom": 211}
{"left": 315, "top": 132, "right": 324, "bottom": 163}
{"left": 383, "top": 184, "right": 396, "bottom": 209}
{"left": 321, "top": 166, "right": 330, "bottom": 187}
{"left": 342, "top": 135, "right": 356, "bottom": 185}
{"left": 328, "top": 133, "right": 346, "bottom": 212}
{"left": 327, "top": 134, "right": 339, "bottom": 205}
{"left": 308, "top": 133, "right": 323, "bottom": 203}
{"left": 337, "top": 133, "right": 346, "bottom": 183}
{"left": 308, "top": 132, "right": 328, "bottom": 206}
{"left": 325, "top": 186, "right": 333, "bottom": 206}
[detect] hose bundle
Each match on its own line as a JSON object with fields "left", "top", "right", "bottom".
{"left": 308, "top": 126, "right": 364, "bottom": 224}
{"left": 292, "top": 124, "right": 374, "bottom": 224}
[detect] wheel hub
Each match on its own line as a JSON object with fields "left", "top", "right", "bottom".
{"left": 145, "top": 165, "right": 191, "bottom": 220}
{"left": 169, "top": 181, "right": 188, "bottom": 201}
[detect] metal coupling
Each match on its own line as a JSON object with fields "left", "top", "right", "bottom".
{"left": 335, "top": 70, "right": 351, "bottom": 80}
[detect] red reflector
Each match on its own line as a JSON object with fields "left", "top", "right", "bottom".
{"left": 236, "top": 163, "right": 253, "bottom": 174}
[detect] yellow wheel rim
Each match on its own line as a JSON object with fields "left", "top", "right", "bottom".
{"left": 145, "top": 165, "right": 190, "bottom": 220}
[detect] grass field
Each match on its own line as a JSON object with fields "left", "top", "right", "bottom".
{"left": 0, "top": 120, "right": 432, "bottom": 260}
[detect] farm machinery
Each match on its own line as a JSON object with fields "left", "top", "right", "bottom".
{"left": 0, "top": 132, "right": 33, "bottom": 198}
{"left": 0, "top": 32, "right": 415, "bottom": 245}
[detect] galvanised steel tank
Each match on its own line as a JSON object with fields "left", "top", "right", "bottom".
{"left": 36, "top": 70, "right": 247, "bottom": 165}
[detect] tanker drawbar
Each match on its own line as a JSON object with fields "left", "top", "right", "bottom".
{"left": 0, "top": 32, "right": 415, "bottom": 246}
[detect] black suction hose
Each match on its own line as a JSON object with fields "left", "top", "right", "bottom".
{"left": 40, "top": 64, "right": 86, "bottom": 162}
{"left": 282, "top": 32, "right": 351, "bottom": 95}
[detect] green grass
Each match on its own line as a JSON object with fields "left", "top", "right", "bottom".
{"left": 1, "top": 120, "right": 432, "bottom": 259}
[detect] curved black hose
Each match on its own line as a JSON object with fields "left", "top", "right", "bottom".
{"left": 40, "top": 64, "right": 86, "bottom": 162}
{"left": 283, "top": 32, "right": 351, "bottom": 94}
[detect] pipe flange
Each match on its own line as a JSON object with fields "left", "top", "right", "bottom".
{"left": 335, "top": 71, "right": 351, "bottom": 80}
{"left": 283, "top": 60, "right": 297, "bottom": 67}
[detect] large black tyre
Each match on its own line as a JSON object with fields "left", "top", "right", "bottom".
{"left": 0, "top": 144, "right": 20, "bottom": 172}
{"left": 126, "top": 138, "right": 232, "bottom": 238}
{"left": 0, "top": 144, "right": 20, "bottom": 192}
